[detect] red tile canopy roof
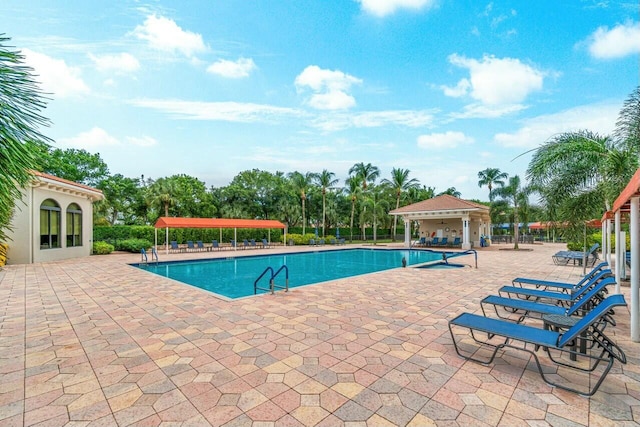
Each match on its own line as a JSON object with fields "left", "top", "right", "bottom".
{"left": 154, "top": 217, "right": 286, "bottom": 229}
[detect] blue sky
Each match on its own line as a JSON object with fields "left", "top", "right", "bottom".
{"left": 3, "top": 0, "right": 639, "bottom": 200}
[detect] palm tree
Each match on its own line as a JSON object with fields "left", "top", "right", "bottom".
{"left": 381, "top": 168, "right": 420, "bottom": 241}
{"left": 362, "top": 185, "right": 389, "bottom": 244}
{"left": 493, "top": 175, "right": 530, "bottom": 250}
{"left": 288, "top": 171, "right": 315, "bottom": 235}
{"left": 527, "top": 130, "right": 638, "bottom": 216}
{"left": 438, "top": 187, "right": 462, "bottom": 198}
{"left": 345, "top": 176, "right": 362, "bottom": 242}
{"left": 477, "top": 168, "right": 509, "bottom": 202}
{"left": 0, "top": 36, "right": 50, "bottom": 243}
{"left": 148, "top": 178, "right": 178, "bottom": 217}
{"left": 315, "top": 169, "right": 339, "bottom": 237}
{"left": 348, "top": 162, "right": 380, "bottom": 190}
{"left": 614, "top": 86, "right": 640, "bottom": 151}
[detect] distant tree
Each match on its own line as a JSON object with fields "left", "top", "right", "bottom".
{"left": 0, "top": 36, "right": 50, "bottom": 242}
{"left": 345, "top": 176, "right": 362, "bottom": 242}
{"left": 363, "top": 184, "right": 389, "bottom": 243}
{"left": 493, "top": 175, "right": 531, "bottom": 250}
{"left": 40, "top": 147, "right": 109, "bottom": 187}
{"left": 315, "top": 169, "right": 339, "bottom": 237}
{"left": 614, "top": 86, "right": 640, "bottom": 151}
{"left": 96, "top": 174, "right": 142, "bottom": 225}
{"left": 288, "top": 171, "right": 315, "bottom": 235}
{"left": 148, "top": 177, "right": 178, "bottom": 217}
{"left": 349, "top": 162, "right": 380, "bottom": 190}
{"left": 477, "top": 168, "right": 508, "bottom": 202}
{"left": 381, "top": 167, "right": 420, "bottom": 241}
{"left": 438, "top": 187, "right": 462, "bottom": 198}
{"left": 407, "top": 185, "right": 435, "bottom": 204}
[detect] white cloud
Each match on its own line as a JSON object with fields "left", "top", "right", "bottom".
{"left": 587, "top": 22, "right": 640, "bottom": 59}
{"left": 125, "top": 136, "right": 158, "bottom": 147}
{"left": 417, "top": 131, "right": 474, "bottom": 150}
{"left": 450, "top": 102, "right": 527, "bottom": 119}
{"left": 207, "top": 57, "right": 257, "bottom": 78}
{"left": 59, "top": 127, "right": 120, "bottom": 149}
{"left": 21, "top": 49, "right": 89, "bottom": 98}
{"left": 130, "top": 98, "right": 306, "bottom": 123}
{"left": 358, "top": 0, "right": 436, "bottom": 17}
{"left": 443, "top": 54, "right": 545, "bottom": 105}
{"left": 295, "top": 65, "right": 362, "bottom": 110}
{"left": 493, "top": 100, "right": 620, "bottom": 148}
{"left": 89, "top": 52, "right": 140, "bottom": 73}
{"left": 312, "top": 110, "right": 435, "bottom": 131}
{"left": 133, "top": 15, "right": 206, "bottom": 57}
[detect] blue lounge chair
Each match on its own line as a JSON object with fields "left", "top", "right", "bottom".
{"left": 449, "top": 237, "right": 461, "bottom": 247}
{"left": 498, "top": 269, "right": 612, "bottom": 303}
{"left": 428, "top": 237, "right": 440, "bottom": 246}
{"left": 309, "top": 238, "right": 316, "bottom": 246}
{"left": 186, "top": 240, "right": 195, "bottom": 252}
{"left": 512, "top": 262, "right": 610, "bottom": 291}
{"left": 449, "top": 294, "right": 627, "bottom": 396}
{"left": 196, "top": 240, "right": 205, "bottom": 251}
{"left": 261, "top": 238, "right": 270, "bottom": 248}
{"left": 481, "top": 276, "right": 616, "bottom": 322}
{"left": 439, "top": 237, "right": 449, "bottom": 246}
{"left": 211, "top": 240, "right": 221, "bottom": 251}
{"left": 169, "top": 241, "right": 181, "bottom": 253}
{"left": 250, "top": 239, "right": 257, "bottom": 249}
{"left": 329, "top": 238, "right": 337, "bottom": 245}
{"left": 417, "top": 237, "right": 426, "bottom": 246}
{"left": 338, "top": 238, "right": 346, "bottom": 245}
{"left": 242, "top": 239, "right": 250, "bottom": 249}
{"left": 552, "top": 243, "right": 600, "bottom": 266}
{"left": 230, "top": 239, "right": 237, "bottom": 248}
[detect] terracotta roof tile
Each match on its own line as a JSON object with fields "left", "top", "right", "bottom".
{"left": 390, "top": 194, "right": 488, "bottom": 214}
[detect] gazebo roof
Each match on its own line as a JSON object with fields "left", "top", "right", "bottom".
{"left": 390, "top": 194, "right": 489, "bottom": 215}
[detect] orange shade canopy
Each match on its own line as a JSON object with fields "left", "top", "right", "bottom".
{"left": 154, "top": 217, "right": 286, "bottom": 229}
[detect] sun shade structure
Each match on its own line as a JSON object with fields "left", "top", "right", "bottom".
{"left": 602, "top": 168, "right": 640, "bottom": 342}
{"left": 154, "top": 217, "right": 287, "bottom": 254}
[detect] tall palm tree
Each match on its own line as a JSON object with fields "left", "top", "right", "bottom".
{"left": 148, "top": 178, "right": 178, "bottom": 217}
{"left": 477, "top": 168, "right": 509, "bottom": 202}
{"left": 381, "top": 168, "right": 420, "bottom": 241}
{"left": 345, "top": 176, "right": 362, "bottom": 242}
{"left": 362, "top": 185, "right": 389, "bottom": 244}
{"left": 0, "top": 36, "right": 50, "bottom": 243}
{"left": 348, "top": 162, "right": 380, "bottom": 190}
{"left": 315, "top": 169, "right": 339, "bottom": 237}
{"left": 288, "top": 171, "right": 315, "bottom": 235}
{"left": 614, "top": 86, "right": 640, "bottom": 151}
{"left": 493, "top": 175, "right": 530, "bottom": 250}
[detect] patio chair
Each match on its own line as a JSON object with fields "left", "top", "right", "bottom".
{"left": 169, "top": 241, "right": 181, "bottom": 253}
{"left": 511, "top": 262, "right": 610, "bottom": 291}
{"left": 261, "top": 238, "right": 270, "bottom": 248}
{"left": 309, "top": 238, "right": 316, "bottom": 246}
{"left": 448, "top": 294, "right": 627, "bottom": 396}
{"left": 552, "top": 243, "right": 600, "bottom": 266}
{"left": 186, "top": 241, "right": 195, "bottom": 252}
{"left": 196, "top": 240, "right": 205, "bottom": 251}
{"left": 438, "top": 237, "right": 449, "bottom": 246}
{"left": 418, "top": 237, "right": 426, "bottom": 246}
{"left": 243, "top": 239, "right": 250, "bottom": 249}
{"left": 318, "top": 238, "right": 325, "bottom": 245}
{"left": 428, "top": 237, "right": 440, "bottom": 246}
{"left": 449, "top": 237, "right": 461, "bottom": 247}
{"left": 481, "top": 276, "right": 617, "bottom": 322}
{"left": 498, "top": 269, "right": 611, "bottom": 304}
{"left": 250, "top": 239, "right": 257, "bottom": 249}
{"left": 211, "top": 240, "right": 221, "bottom": 251}
{"left": 338, "top": 238, "right": 346, "bottom": 245}
{"left": 230, "top": 239, "right": 237, "bottom": 249}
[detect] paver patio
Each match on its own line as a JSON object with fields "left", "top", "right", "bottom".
{"left": 0, "top": 242, "right": 638, "bottom": 426}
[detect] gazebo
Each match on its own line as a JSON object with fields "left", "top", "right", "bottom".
{"left": 154, "top": 217, "right": 287, "bottom": 254}
{"left": 390, "top": 194, "right": 491, "bottom": 250}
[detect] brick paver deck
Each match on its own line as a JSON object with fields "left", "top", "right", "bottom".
{"left": 1, "top": 243, "right": 638, "bottom": 426}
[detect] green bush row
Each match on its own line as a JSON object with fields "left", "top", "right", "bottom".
{"left": 566, "top": 231, "right": 631, "bottom": 252}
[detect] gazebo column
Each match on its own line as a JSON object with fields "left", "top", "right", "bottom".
{"left": 631, "top": 196, "right": 639, "bottom": 342}
{"left": 462, "top": 217, "right": 471, "bottom": 250}
{"left": 404, "top": 219, "right": 411, "bottom": 248}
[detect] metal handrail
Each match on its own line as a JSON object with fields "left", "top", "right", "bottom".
{"left": 272, "top": 265, "right": 289, "bottom": 293}
{"left": 254, "top": 266, "right": 274, "bottom": 295}
{"left": 456, "top": 249, "right": 478, "bottom": 268}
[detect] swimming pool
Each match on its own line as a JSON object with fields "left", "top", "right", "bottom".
{"left": 134, "top": 248, "right": 459, "bottom": 299}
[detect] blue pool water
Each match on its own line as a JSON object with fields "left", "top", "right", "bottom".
{"left": 134, "top": 248, "right": 457, "bottom": 299}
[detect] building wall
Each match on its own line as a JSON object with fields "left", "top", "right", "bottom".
{"left": 6, "top": 185, "right": 95, "bottom": 265}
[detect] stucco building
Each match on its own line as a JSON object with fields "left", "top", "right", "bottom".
{"left": 5, "top": 172, "right": 104, "bottom": 265}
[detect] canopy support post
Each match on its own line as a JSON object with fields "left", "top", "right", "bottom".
{"left": 615, "top": 210, "right": 621, "bottom": 294}
{"left": 165, "top": 226, "right": 169, "bottom": 255}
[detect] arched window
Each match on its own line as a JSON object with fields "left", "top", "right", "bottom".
{"left": 66, "top": 203, "right": 83, "bottom": 247}
{"left": 40, "top": 199, "right": 61, "bottom": 249}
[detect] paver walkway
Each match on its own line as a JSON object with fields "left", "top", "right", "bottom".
{"left": 0, "top": 243, "right": 638, "bottom": 426}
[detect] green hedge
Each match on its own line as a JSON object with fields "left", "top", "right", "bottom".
{"left": 92, "top": 241, "right": 114, "bottom": 255}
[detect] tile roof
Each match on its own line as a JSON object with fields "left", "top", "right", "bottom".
{"left": 390, "top": 194, "right": 489, "bottom": 214}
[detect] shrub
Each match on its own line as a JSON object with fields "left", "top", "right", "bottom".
{"left": 93, "top": 241, "right": 114, "bottom": 255}
{"left": 116, "top": 239, "right": 152, "bottom": 253}
{"left": 281, "top": 233, "right": 318, "bottom": 245}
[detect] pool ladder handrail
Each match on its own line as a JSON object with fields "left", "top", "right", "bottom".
{"left": 141, "top": 247, "right": 159, "bottom": 264}
{"left": 443, "top": 249, "right": 477, "bottom": 268}
{"left": 254, "top": 265, "right": 289, "bottom": 295}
